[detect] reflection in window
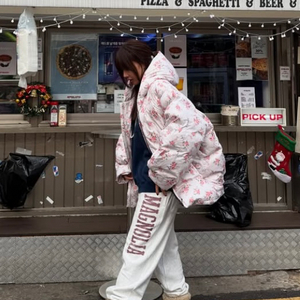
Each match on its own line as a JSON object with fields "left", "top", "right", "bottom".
{"left": 186, "top": 34, "right": 270, "bottom": 113}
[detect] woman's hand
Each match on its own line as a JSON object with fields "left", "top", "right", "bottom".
{"left": 155, "top": 184, "right": 167, "bottom": 196}
{"left": 123, "top": 173, "right": 133, "bottom": 181}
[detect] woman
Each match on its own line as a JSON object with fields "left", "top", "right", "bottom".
{"left": 105, "top": 40, "right": 225, "bottom": 300}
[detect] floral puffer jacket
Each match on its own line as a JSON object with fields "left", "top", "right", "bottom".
{"left": 115, "top": 52, "right": 225, "bottom": 208}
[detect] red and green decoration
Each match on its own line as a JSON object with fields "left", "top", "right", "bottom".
{"left": 267, "top": 125, "right": 296, "bottom": 183}
{"left": 15, "top": 83, "right": 52, "bottom": 117}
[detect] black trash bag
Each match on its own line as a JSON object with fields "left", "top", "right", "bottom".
{"left": 207, "top": 153, "right": 253, "bottom": 227}
{"left": 0, "top": 153, "right": 55, "bottom": 209}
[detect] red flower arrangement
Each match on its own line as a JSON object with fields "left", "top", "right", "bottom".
{"left": 15, "top": 83, "right": 52, "bottom": 117}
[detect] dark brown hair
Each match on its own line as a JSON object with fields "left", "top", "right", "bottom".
{"left": 114, "top": 39, "right": 153, "bottom": 120}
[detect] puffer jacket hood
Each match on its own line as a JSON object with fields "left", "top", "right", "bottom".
{"left": 139, "top": 52, "right": 179, "bottom": 97}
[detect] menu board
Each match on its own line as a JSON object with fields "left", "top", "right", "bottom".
{"left": 164, "top": 35, "right": 187, "bottom": 67}
{"left": 236, "top": 37, "right": 268, "bottom": 81}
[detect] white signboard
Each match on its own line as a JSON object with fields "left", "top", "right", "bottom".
{"left": 164, "top": 35, "right": 186, "bottom": 67}
{"left": 241, "top": 108, "right": 286, "bottom": 126}
{"left": 114, "top": 90, "right": 124, "bottom": 113}
{"left": 11, "top": 0, "right": 300, "bottom": 10}
{"left": 280, "top": 66, "right": 290, "bottom": 81}
{"left": 175, "top": 68, "right": 187, "bottom": 97}
{"left": 251, "top": 37, "right": 267, "bottom": 59}
{"left": 0, "top": 42, "right": 16, "bottom": 75}
{"left": 238, "top": 87, "right": 256, "bottom": 108}
{"left": 236, "top": 58, "right": 253, "bottom": 81}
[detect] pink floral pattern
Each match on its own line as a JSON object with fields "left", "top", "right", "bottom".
{"left": 115, "top": 52, "right": 225, "bottom": 208}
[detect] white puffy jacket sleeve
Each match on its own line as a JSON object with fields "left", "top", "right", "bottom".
{"left": 147, "top": 81, "right": 208, "bottom": 191}
{"left": 115, "top": 133, "right": 132, "bottom": 184}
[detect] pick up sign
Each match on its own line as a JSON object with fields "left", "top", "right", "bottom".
{"left": 240, "top": 108, "right": 286, "bottom": 126}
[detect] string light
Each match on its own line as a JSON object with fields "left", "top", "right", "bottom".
{"left": 1, "top": 8, "right": 299, "bottom": 43}
{"left": 11, "top": 18, "right": 14, "bottom": 23}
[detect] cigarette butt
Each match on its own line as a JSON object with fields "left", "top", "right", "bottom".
{"left": 85, "top": 195, "right": 93, "bottom": 202}
{"left": 46, "top": 196, "right": 54, "bottom": 204}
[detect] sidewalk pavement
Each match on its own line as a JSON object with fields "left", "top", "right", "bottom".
{"left": 1, "top": 270, "right": 300, "bottom": 300}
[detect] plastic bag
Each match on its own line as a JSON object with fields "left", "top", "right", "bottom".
{"left": 0, "top": 153, "right": 54, "bottom": 209}
{"left": 207, "top": 153, "right": 253, "bottom": 227}
{"left": 17, "top": 8, "right": 38, "bottom": 88}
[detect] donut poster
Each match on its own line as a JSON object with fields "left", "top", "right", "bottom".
{"left": 164, "top": 35, "right": 187, "bottom": 67}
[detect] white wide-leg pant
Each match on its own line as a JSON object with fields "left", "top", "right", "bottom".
{"left": 106, "top": 192, "right": 189, "bottom": 300}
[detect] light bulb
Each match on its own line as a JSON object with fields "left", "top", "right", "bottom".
{"left": 40, "top": 18, "right": 43, "bottom": 23}
{"left": 70, "top": 19, "right": 73, "bottom": 24}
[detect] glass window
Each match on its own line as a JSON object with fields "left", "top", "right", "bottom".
{"left": 183, "top": 34, "right": 270, "bottom": 113}
{"left": 0, "top": 31, "right": 19, "bottom": 114}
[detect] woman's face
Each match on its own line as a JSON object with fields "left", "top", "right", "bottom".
{"left": 123, "top": 62, "right": 144, "bottom": 87}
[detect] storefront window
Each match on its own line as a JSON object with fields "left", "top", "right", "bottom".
{"left": 0, "top": 31, "right": 19, "bottom": 114}
{"left": 163, "top": 33, "right": 270, "bottom": 114}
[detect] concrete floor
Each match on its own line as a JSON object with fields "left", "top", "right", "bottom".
{"left": 1, "top": 270, "right": 300, "bottom": 300}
